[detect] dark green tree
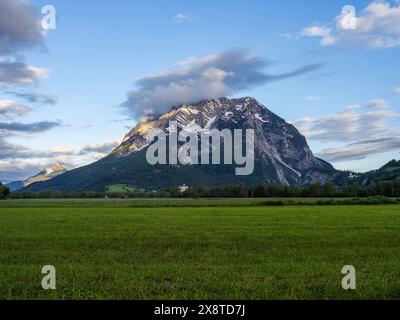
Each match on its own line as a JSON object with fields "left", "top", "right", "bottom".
{"left": 322, "top": 182, "right": 337, "bottom": 197}
{"left": 254, "top": 183, "right": 268, "bottom": 197}
{"left": 305, "top": 182, "right": 322, "bottom": 197}
{"left": 0, "top": 182, "right": 10, "bottom": 199}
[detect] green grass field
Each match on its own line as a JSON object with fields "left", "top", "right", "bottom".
{"left": 0, "top": 199, "right": 400, "bottom": 300}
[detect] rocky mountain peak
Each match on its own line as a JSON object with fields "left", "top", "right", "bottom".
{"left": 6, "top": 162, "right": 68, "bottom": 191}
{"left": 44, "top": 163, "right": 67, "bottom": 175}
{"left": 20, "top": 97, "right": 338, "bottom": 192}
{"left": 113, "top": 97, "right": 269, "bottom": 155}
{"left": 111, "top": 96, "right": 334, "bottom": 186}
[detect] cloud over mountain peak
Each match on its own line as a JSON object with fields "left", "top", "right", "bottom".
{"left": 121, "top": 50, "right": 321, "bottom": 121}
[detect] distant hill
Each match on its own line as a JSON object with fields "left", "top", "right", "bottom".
{"left": 351, "top": 160, "right": 400, "bottom": 186}
{"left": 7, "top": 163, "right": 68, "bottom": 191}
{"left": 5, "top": 181, "right": 24, "bottom": 192}
{"left": 22, "top": 97, "right": 337, "bottom": 192}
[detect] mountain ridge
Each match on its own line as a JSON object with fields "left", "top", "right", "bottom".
{"left": 22, "top": 97, "right": 338, "bottom": 192}
{"left": 6, "top": 163, "right": 68, "bottom": 191}
{"left": 345, "top": 159, "right": 400, "bottom": 186}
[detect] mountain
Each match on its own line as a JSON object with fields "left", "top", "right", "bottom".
{"left": 5, "top": 181, "right": 24, "bottom": 192}
{"left": 22, "top": 97, "right": 337, "bottom": 192}
{"left": 7, "top": 163, "right": 68, "bottom": 191}
{"left": 346, "top": 159, "right": 400, "bottom": 186}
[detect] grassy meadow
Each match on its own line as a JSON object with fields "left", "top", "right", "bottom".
{"left": 0, "top": 199, "right": 400, "bottom": 300}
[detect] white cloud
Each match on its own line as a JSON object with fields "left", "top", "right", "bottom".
{"left": 295, "top": 99, "right": 395, "bottom": 142}
{"left": 174, "top": 13, "right": 192, "bottom": 22}
{"left": 0, "top": 160, "right": 46, "bottom": 183}
{"left": 294, "top": 99, "right": 400, "bottom": 162}
{"left": 301, "top": 26, "right": 337, "bottom": 46}
{"left": 301, "top": 1, "right": 400, "bottom": 48}
{"left": 0, "top": 1, "right": 50, "bottom": 88}
{"left": 0, "top": 158, "right": 76, "bottom": 183}
{"left": 0, "top": 58, "right": 49, "bottom": 87}
{"left": 0, "top": 1, "right": 61, "bottom": 182}
{"left": 0, "top": 100, "right": 32, "bottom": 119}
{"left": 6, "top": 91, "right": 57, "bottom": 105}
{"left": 0, "top": 0, "right": 44, "bottom": 55}
{"left": 0, "top": 120, "right": 61, "bottom": 135}
{"left": 79, "top": 141, "right": 120, "bottom": 156}
{"left": 393, "top": 86, "right": 400, "bottom": 94}
{"left": 0, "top": 139, "right": 121, "bottom": 182}
{"left": 21, "top": 65, "right": 49, "bottom": 83}
{"left": 122, "top": 50, "right": 321, "bottom": 120}
{"left": 316, "top": 137, "right": 400, "bottom": 162}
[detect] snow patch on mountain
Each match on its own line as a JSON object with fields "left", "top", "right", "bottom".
{"left": 254, "top": 113, "right": 268, "bottom": 123}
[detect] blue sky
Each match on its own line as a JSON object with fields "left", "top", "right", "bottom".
{"left": 1, "top": 0, "right": 400, "bottom": 182}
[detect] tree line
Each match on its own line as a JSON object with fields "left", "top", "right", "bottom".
{"left": 3, "top": 178, "right": 400, "bottom": 199}
{"left": 178, "top": 179, "right": 400, "bottom": 198}
{"left": 0, "top": 182, "right": 10, "bottom": 199}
